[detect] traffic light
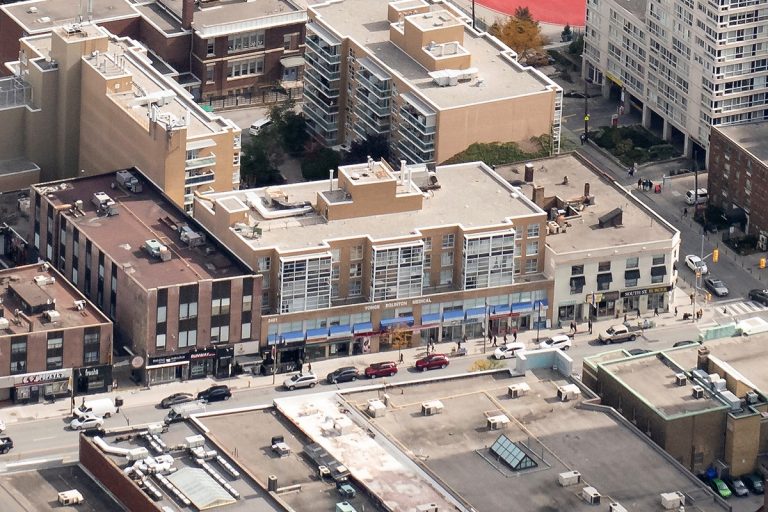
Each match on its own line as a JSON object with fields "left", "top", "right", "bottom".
{"left": 712, "top": 248, "right": 719, "bottom": 263}
{"left": 706, "top": 292, "right": 712, "bottom": 301}
{"left": 761, "top": 258, "right": 766, "bottom": 269}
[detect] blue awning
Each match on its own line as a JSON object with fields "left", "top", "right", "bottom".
{"left": 443, "top": 309, "right": 464, "bottom": 322}
{"left": 421, "top": 313, "right": 441, "bottom": 325}
{"left": 465, "top": 307, "right": 487, "bottom": 319}
{"left": 511, "top": 301, "right": 532, "bottom": 313}
{"left": 267, "top": 334, "right": 279, "bottom": 345}
{"left": 534, "top": 298, "right": 549, "bottom": 309}
{"left": 492, "top": 304, "right": 511, "bottom": 316}
{"left": 306, "top": 327, "right": 329, "bottom": 340}
{"left": 379, "top": 316, "right": 414, "bottom": 329}
{"left": 281, "top": 330, "right": 305, "bottom": 342}
{"left": 329, "top": 324, "right": 352, "bottom": 337}
{"left": 353, "top": 322, "right": 373, "bottom": 334}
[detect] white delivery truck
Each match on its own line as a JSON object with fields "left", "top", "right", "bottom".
{"left": 73, "top": 398, "right": 118, "bottom": 420}
{"left": 165, "top": 402, "right": 206, "bottom": 424}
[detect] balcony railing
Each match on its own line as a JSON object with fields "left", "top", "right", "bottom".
{"left": 185, "top": 171, "right": 216, "bottom": 186}
{"left": 305, "top": 37, "right": 341, "bottom": 64}
{"left": 185, "top": 154, "right": 216, "bottom": 170}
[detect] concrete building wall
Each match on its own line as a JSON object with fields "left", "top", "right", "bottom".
{"left": 138, "top": 19, "right": 191, "bottom": 73}
{"left": 434, "top": 92, "right": 555, "bottom": 163}
{"left": 725, "top": 412, "right": 760, "bottom": 476}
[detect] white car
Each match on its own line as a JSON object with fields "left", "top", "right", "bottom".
{"left": 493, "top": 342, "right": 526, "bottom": 359}
{"left": 538, "top": 334, "right": 572, "bottom": 350}
{"left": 685, "top": 254, "right": 708, "bottom": 275}
{"left": 70, "top": 414, "right": 104, "bottom": 431}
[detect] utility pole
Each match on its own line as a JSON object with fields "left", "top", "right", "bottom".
{"left": 471, "top": 0, "right": 475, "bottom": 29}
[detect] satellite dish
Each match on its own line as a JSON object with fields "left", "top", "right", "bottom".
{"left": 131, "top": 356, "right": 145, "bottom": 369}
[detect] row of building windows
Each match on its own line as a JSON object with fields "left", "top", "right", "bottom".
{"left": 8, "top": 329, "right": 100, "bottom": 375}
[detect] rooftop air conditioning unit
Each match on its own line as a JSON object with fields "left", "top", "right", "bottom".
{"left": 675, "top": 373, "right": 687, "bottom": 386}
{"left": 508, "top": 382, "right": 531, "bottom": 398}
{"left": 0, "top": 318, "right": 9, "bottom": 330}
{"left": 558, "top": 470, "right": 581, "bottom": 487}
{"left": 581, "top": 486, "right": 601, "bottom": 505}
{"left": 416, "top": 504, "right": 438, "bottom": 512}
{"left": 692, "top": 385, "right": 704, "bottom": 399}
{"left": 746, "top": 391, "right": 759, "bottom": 404}
{"left": 73, "top": 300, "right": 86, "bottom": 311}
{"left": 44, "top": 310, "right": 61, "bottom": 322}
{"left": 660, "top": 491, "right": 685, "bottom": 509}
{"left": 609, "top": 503, "right": 628, "bottom": 512}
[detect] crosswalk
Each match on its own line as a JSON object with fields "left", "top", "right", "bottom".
{"left": 717, "top": 300, "right": 768, "bottom": 317}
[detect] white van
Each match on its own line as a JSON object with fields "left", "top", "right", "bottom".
{"left": 164, "top": 401, "right": 206, "bottom": 424}
{"left": 73, "top": 398, "right": 118, "bottom": 420}
{"left": 249, "top": 117, "right": 272, "bottom": 136}
{"left": 685, "top": 188, "right": 708, "bottom": 205}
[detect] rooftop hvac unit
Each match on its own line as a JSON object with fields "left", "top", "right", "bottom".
{"left": 44, "top": 310, "right": 61, "bottom": 322}
{"left": 675, "top": 373, "right": 687, "bottom": 386}
{"left": 0, "top": 318, "right": 9, "bottom": 330}
{"left": 34, "top": 275, "right": 55, "bottom": 286}
{"left": 691, "top": 369, "right": 709, "bottom": 382}
{"left": 557, "top": 384, "right": 581, "bottom": 402}
{"left": 486, "top": 414, "right": 510, "bottom": 430}
{"left": 421, "top": 400, "right": 444, "bottom": 416}
{"left": 660, "top": 491, "right": 685, "bottom": 509}
{"left": 508, "top": 382, "right": 531, "bottom": 398}
{"left": 73, "top": 300, "right": 86, "bottom": 311}
{"left": 557, "top": 470, "right": 581, "bottom": 487}
{"left": 708, "top": 373, "right": 720, "bottom": 382}
{"left": 609, "top": 503, "right": 628, "bottom": 512}
{"left": 746, "top": 391, "right": 759, "bottom": 404}
{"left": 692, "top": 385, "right": 704, "bottom": 399}
{"left": 581, "top": 486, "right": 601, "bottom": 504}
{"left": 720, "top": 390, "right": 741, "bottom": 410}
{"left": 416, "top": 505, "right": 438, "bottom": 512}
{"left": 367, "top": 399, "right": 386, "bottom": 418}
{"left": 713, "top": 379, "right": 726, "bottom": 392}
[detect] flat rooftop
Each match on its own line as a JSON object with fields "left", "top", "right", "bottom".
{"left": 309, "top": 0, "right": 557, "bottom": 109}
{"left": 499, "top": 154, "right": 677, "bottom": 254}
{"left": 202, "top": 161, "right": 545, "bottom": 252}
{"left": 2, "top": 0, "right": 139, "bottom": 33}
{"left": 716, "top": 122, "right": 768, "bottom": 167}
{"left": 0, "top": 465, "right": 123, "bottom": 511}
{"left": 134, "top": 3, "right": 184, "bottom": 35}
{"left": 186, "top": 0, "right": 301, "bottom": 27}
{"left": 34, "top": 171, "right": 248, "bottom": 289}
{"left": 605, "top": 355, "right": 726, "bottom": 418}
{"left": 620, "top": 0, "right": 648, "bottom": 20}
{"left": 0, "top": 264, "right": 107, "bottom": 334}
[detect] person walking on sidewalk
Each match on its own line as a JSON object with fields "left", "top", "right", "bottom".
{"left": 674, "top": 306, "right": 678, "bottom": 317}
{"left": 461, "top": 335, "right": 467, "bottom": 348}
{"left": 653, "top": 307, "right": 659, "bottom": 317}
{"left": 503, "top": 333, "right": 508, "bottom": 345}
{"left": 492, "top": 335, "right": 498, "bottom": 347}
{"left": 513, "top": 329, "right": 518, "bottom": 342}
{"left": 587, "top": 318, "right": 593, "bottom": 334}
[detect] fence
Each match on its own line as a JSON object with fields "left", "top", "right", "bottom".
{"left": 200, "top": 86, "right": 303, "bottom": 111}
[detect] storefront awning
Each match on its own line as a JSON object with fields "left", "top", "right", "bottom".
{"left": 492, "top": 304, "right": 511, "bottom": 316}
{"left": 281, "top": 331, "right": 305, "bottom": 343}
{"left": 421, "top": 313, "right": 441, "bottom": 325}
{"left": 329, "top": 324, "right": 352, "bottom": 337}
{"left": 353, "top": 322, "right": 373, "bottom": 334}
{"left": 306, "top": 328, "right": 329, "bottom": 340}
{"left": 597, "top": 273, "right": 613, "bottom": 283}
{"left": 380, "top": 316, "right": 414, "bottom": 329}
{"left": 442, "top": 309, "right": 464, "bottom": 322}
{"left": 511, "top": 301, "right": 532, "bottom": 313}
{"left": 650, "top": 266, "right": 667, "bottom": 277}
{"left": 625, "top": 269, "right": 641, "bottom": 280}
{"left": 465, "top": 307, "right": 487, "bottom": 319}
{"left": 280, "top": 55, "right": 305, "bottom": 68}
{"left": 534, "top": 298, "right": 548, "bottom": 309}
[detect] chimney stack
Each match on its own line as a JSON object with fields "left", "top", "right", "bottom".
{"left": 524, "top": 162, "right": 534, "bottom": 183}
{"left": 182, "top": 0, "right": 195, "bottom": 30}
{"left": 697, "top": 345, "right": 710, "bottom": 371}
{"left": 532, "top": 186, "right": 545, "bottom": 207}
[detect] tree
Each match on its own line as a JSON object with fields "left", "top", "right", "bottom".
{"left": 267, "top": 101, "right": 310, "bottom": 156}
{"left": 561, "top": 24, "right": 573, "bottom": 42}
{"left": 514, "top": 6, "right": 532, "bottom": 20}
{"left": 343, "top": 133, "right": 390, "bottom": 164}
{"left": 300, "top": 147, "right": 341, "bottom": 181}
{"left": 240, "top": 128, "right": 285, "bottom": 187}
{"left": 490, "top": 13, "right": 544, "bottom": 56}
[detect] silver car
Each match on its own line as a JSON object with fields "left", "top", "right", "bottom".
{"left": 704, "top": 277, "right": 728, "bottom": 297}
{"left": 282, "top": 373, "right": 318, "bottom": 391}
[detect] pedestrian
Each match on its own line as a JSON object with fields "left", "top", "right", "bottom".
{"left": 588, "top": 318, "right": 593, "bottom": 334}
{"left": 674, "top": 306, "right": 678, "bottom": 317}
{"left": 461, "top": 335, "right": 467, "bottom": 347}
{"left": 513, "top": 329, "right": 518, "bottom": 342}
{"left": 430, "top": 335, "right": 435, "bottom": 352}
{"left": 683, "top": 207, "right": 688, "bottom": 218}
{"left": 308, "top": 361, "right": 312, "bottom": 373}
{"left": 503, "top": 333, "right": 508, "bottom": 345}
{"left": 637, "top": 178, "right": 642, "bottom": 189}
{"left": 690, "top": 293, "right": 695, "bottom": 305}
{"left": 580, "top": 133, "right": 586, "bottom": 145}
{"left": 653, "top": 307, "right": 659, "bottom": 317}
{"left": 623, "top": 313, "right": 627, "bottom": 323}
{"left": 569, "top": 321, "right": 575, "bottom": 334}
{"left": 492, "top": 335, "right": 498, "bottom": 347}
{"left": 698, "top": 308, "right": 703, "bottom": 320}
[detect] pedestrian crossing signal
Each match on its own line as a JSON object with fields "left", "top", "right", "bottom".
{"left": 761, "top": 258, "right": 766, "bottom": 269}
{"left": 706, "top": 293, "right": 712, "bottom": 301}
{"left": 712, "top": 248, "right": 719, "bottom": 263}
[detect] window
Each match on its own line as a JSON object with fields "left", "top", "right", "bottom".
{"left": 626, "top": 257, "right": 639, "bottom": 268}
{"left": 350, "top": 262, "right": 362, "bottom": 277}
{"left": 570, "top": 276, "right": 586, "bottom": 294}
{"left": 526, "top": 241, "right": 539, "bottom": 256}
{"left": 525, "top": 258, "right": 538, "bottom": 273}
{"left": 179, "top": 285, "right": 199, "bottom": 320}
{"left": 241, "top": 322, "right": 251, "bottom": 340}
{"left": 46, "top": 332, "right": 64, "bottom": 370}
{"left": 370, "top": 244, "right": 423, "bottom": 300}
{"left": 652, "top": 254, "right": 666, "bottom": 266}
{"left": 283, "top": 34, "right": 292, "bottom": 50}
{"left": 257, "top": 256, "right": 271, "bottom": 272}
{"left": 349, "top": 280, "right": 363, "bottom": 296}
{"left": 527, "top": 224, "right": 540, "bottom": 238}
{"left": 178, "top": 329, "right": 197, "bottom": 348}
{"left": 206, "top": 40, "right": 215, "bottom": 56}
{"left": 442, "top": 233, "right": 455, "bottom": 249}
{"left": 210, "top": 325, "right": 229, "bottom": 343}
{"left": 598, "top": 261, "right": 611, "bottom": 272}
{"left": 422, "top": 238, "right": 432, "bottom": 251}
{"left": 227, "top": 31, "right": 265, "bottom": 52}
{"left": 242, "top": 278, "right": 253, "bottom": 311}
{"left": 156, "top": 333, "right": 166, "bottom": 349}
{"left": 440, "top": 268, "right": 453, "bottom": 285}
{"left": 624, "top": 269, "right": 640, "bottom": 287}
{"left": 279, "top": 255, "right": 332, "bottom": 313}
{"left": 211, "top": 296, "right": 230, "bottom": 316}
{"left": 441, "top": 251, "right": 454, "bottom": 267}
{"left": 350, "top": 245, "right": 364, "bottom": 260}
{"left": 84, "top": 328, "right": 100, "bottom": 364}
{"left": 597, "top": 273, "right": 612, "bottom": 291}
{"left": 331, "top": 249, "right": 341, "bottom": 262}
{"left": 206, "top": 65, "right": 215, "bottom": 83}
{"left": 10, "top": 337, "right": 26, "bottom": 375}
{"left": 227, "top": 57, "right": 264, "bottom": 78}
{"left": 571, "top": 265, "right": 584, "bottom": 276}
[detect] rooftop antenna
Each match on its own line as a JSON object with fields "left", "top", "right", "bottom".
{"left": 87, "top": 0, "right": 93, "bottom": 22}
{"left": 329, "top": 168, "right": 334, "bottom": 192}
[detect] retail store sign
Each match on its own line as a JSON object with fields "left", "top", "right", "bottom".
{"left": 12, "top": 368, "right": 72, "bottom": 387}
{"left": 366, "top": 297, "right": 433, "bottom": 311}
{"left": 620, "top": 285, "right": 672, "bottom": 298}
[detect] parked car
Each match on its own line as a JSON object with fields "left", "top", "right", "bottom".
{"left": 627, "top": 348, "right": 652, "bottom": 356}
{"left": 673, "top": 340, "right": 698, "bottom": 347}
{"left": 704, "top": 277, "right": 729, "bottom": 297}
{"left": 0, "top": 418, "right": 5, "bottom": 433}
{"left": 282, "top": 373, "right": 318, "bottom": 390}
{"left": 724, "top": 476, "right": 749, "bottom": 497}
{"left": 415, "top": 354, "right": 449, "bottom": 371}
{"left": 598, "top": 324, "right": 638, "bottom": 344}
{"left": 742, "top": 473, "right": 765, "bottom": 494}
{"left": 364, "top": 362, "right": 398, "bottom": 378}
{"left": 165, "top": 402, "right": 206, "bottom": 424}
{"left": 748, "top": 289, "right": 768, "bottom": 305}
{"left": 73, "top": 398, "right": 118, "bottom": 419}
{"left": 563, "top": 90, "right": 597, "bottom": 98}
{"left": 70, "top": 414, "right": 104, "bottom": 431}
{"left": 710, "top": 478, "right": 732, "bottom": 499}
{"left": 197, "top": 385, "right": 231, "bottom": 402}
{"left": 537, "top": 335, "right": 572, "bottom": 350}
{"left": 160, "top": 392, "right": 195, "bottom": 409}
{"left": 493, "top": 342, "right": 526, "bottom": 359}
{"left": 327, "top": 367, "right": 359, "bottom": 384}
{"left": 0, "top": 437, "right": 13, "bottom": 454}
{"left": 685, "top": 254, "right": 709, "bottom": 275}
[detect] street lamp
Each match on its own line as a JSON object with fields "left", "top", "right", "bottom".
{"left": 583, "top": 78, "right": 591, "bottom": 140}
{"left": 535, "top": 302, "right": 543, "bottom": 344}
{"left": 483, "top": 299, "right": 489, "bottom": 354}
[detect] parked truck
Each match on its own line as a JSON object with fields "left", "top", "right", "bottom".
{"left": 165, "top": 401, "right": 206, "bottom": 424}
{"left": 597, "top": 324, "right": 639, "bottom": 344}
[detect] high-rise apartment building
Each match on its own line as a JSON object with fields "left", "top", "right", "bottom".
{"left": 584, "top": 0, "right": 768, "bottom": 157}
{"left": 303, "top": 0, "right": 562, "bottom": 165}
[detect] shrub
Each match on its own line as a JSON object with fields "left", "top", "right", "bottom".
{"left": 469, "top": 359, "right": 505, "bottom": 372}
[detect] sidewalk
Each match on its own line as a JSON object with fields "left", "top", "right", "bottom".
{"left": 0, "top": 283, "right": 715, "bottom": 427}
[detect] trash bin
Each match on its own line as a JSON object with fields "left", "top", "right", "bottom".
{"left": 114, "top": 396, "right": 124, "bottom": 408}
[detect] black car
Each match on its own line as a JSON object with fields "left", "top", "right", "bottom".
{"left": 626, "top": 348, "right": 651, "bottom": 356}
{"left": 0, "top": 437, "right": 13, "bottom": 454}
{"left": 197, "top": 385, "right": 231, "bottom": 403}
{"left": 673, "top": 340, "right": 698, "bottom": 348}
{"left": 160, "top": 392, "right": 195, "bottom": 409}
{"left": 742, "top": 473, "right": 765, "bottom": 494}
{"left": 748, "top": 289, "right": 768, "bottom": 305}
{"left": 326, "top": 366, "right": 359, "bottom": 384}
{"left": 563, "top": 90, "right": 595, "bottom": 98}
{"left": 725, "top": 476, "right": 749, "bottom": 497}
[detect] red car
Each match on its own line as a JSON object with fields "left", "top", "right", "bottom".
{"left": 364, "top": 361, "right": 398, "bottom": 378}
{"left": 415, "top": 354, "right": 449, "bottom": 372}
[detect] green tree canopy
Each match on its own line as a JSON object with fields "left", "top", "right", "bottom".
{"left": 301, "top": 147, "right": 341, "bottom": 181}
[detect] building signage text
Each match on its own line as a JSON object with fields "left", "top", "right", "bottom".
{"left": 620, "top": 285, "right": 673, "bottom": 298}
